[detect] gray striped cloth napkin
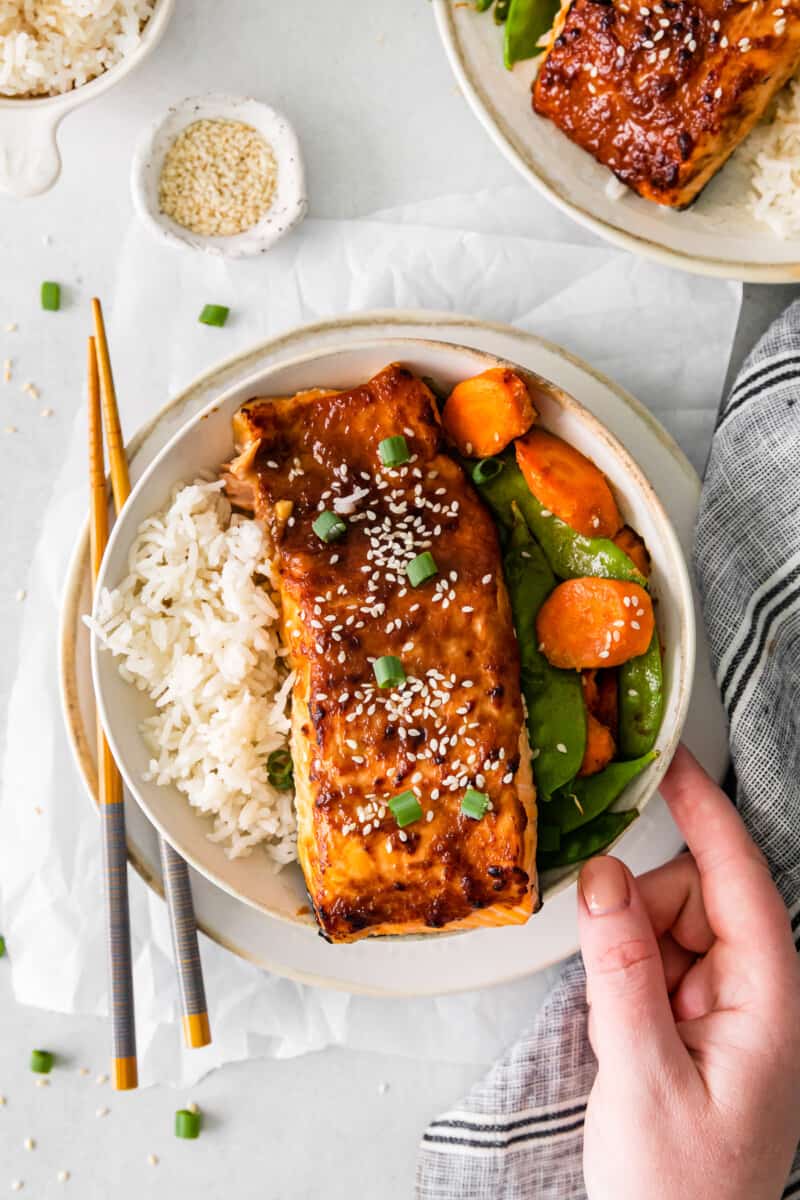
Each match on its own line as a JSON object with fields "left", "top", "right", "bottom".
{"left": 416, "top": 301, "right": 800, "bottom": 1200}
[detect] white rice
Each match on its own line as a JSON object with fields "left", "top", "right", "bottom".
{"left": 0, "top": 0, "right": 154, "bottom": 97}
{"left": 91, "top": 479, "right": 297, "bottom": 866}
{"left": 740, "top": 75, "right": 800, "bottom": 239}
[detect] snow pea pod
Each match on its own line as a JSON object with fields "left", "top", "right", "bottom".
{"left": 547, "top": 751, "right": 656, "bottom": 835}
{"left": 472, "top": 456, "right": 647, "bottom": 586}
{"left": 503, "top": 508, "right": 586, "bottom": 797}
{"left": 619, "top": 632, "right": 664, "bottom": 758}
{"left": 537, "top": 808, "right": 638, "bottom": 869}
{"left": 504, "top": 0, "right": 560, "bottom": 67}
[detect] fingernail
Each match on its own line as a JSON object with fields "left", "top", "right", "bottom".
{"left": 579, "top": 857, "right": 630, "bottom": 916}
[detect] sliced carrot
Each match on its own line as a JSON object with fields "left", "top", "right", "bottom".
{"left": 442, "top": 368, "right": 536, "bottom": 458}
{"left": 581, "top": 669, "right": 619, "bottom": 735}
{"left": 578, "top": 712, "right": 616, "bottom": 777}
{"left": 515, "top": 428, "right": 622, "bottom": 538}
{"left": 536, "top": 578, "right": 654, "bottom": 670}
{"left": 613, "top": 525, "right": 651, "bottom": 578}
{"left": 595, "top": 670, "right": 619, "bottom": 737}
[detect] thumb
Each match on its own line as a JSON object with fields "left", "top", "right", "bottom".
{"left": 578, "top": 856, "right": 685, "bottom": 1073}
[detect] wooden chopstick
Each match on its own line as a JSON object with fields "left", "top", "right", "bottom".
{"left": 88, "top": 336, "right": 138, "bottom": 1092}
{"left": 91, "top": 299, "right": 212, "bottom": 1051}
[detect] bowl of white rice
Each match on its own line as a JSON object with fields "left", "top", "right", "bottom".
{"left": 0, "top": 0, "right": 175, "bottom": 197}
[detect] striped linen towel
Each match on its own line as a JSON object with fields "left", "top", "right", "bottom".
{"left": 416, "top": 301, "right": 800, "bottom": 1200}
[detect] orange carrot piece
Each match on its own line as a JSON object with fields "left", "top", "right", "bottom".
{"left": 515, "top": 428, "right": 622, "bottom": 538}
{"left": 442, "top": 368, "right": 536, "bottom": 458}
{"left": 581, "top": 669, "right": 619, "bottom": 737}
{"left": 613, "top": 525, "right": 651, "bottom": 578}
{"left": 578, "top": 712, "right": 616, "bottom": 777}
{"left": 536, "top": 578, "right": 654, "bottom": 670}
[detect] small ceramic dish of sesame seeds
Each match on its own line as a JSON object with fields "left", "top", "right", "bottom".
{"left": 131, "top": 93, "right": 308, "bottom": 258}
{"left": 80, "top": 327, "right": 714, "bottom": 970}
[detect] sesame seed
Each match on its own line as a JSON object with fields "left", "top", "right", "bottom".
{"left": 95, "top": 1107, "right": 109, "bottom": 1118}
{"left": 147, "top": 1155, "right": 159, "bottom": 1167}
{"left": 556, "top": 743, "right": 567, "bottom": 754}
{"left": 22, "top": 1140, "right": 34, "bottom": 1152}
{"left": 57, "top": 1170, "right": 70, "bottom": 1183}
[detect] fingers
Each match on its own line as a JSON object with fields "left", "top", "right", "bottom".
{"left": 637, "top": 852, "right": 714, "bottom": 955}
{"left": 660, "top": 745, "right": 791, "bottom": 956}
{"left": 658, "top": 931, "right": 696, "bottom": 995}
{"left": 578, "top": 856, "right": 689, "bottom": 1075}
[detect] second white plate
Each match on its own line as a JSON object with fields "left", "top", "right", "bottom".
{"left": 433, "top": 0, "right": 800, "bottom": 283}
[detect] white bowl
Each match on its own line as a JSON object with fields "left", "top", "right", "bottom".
{"left": 91, "top": 338, "right": 696, "bottom": 931}
{"left": 131, "top": 93, "right": 308, "bottom": 258}
{"left": 0, "top": 0, "right": 175, "bottom": 198}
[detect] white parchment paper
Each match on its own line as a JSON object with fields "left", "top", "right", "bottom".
{"left": 0, "top": 187, "right": 741, "bottom": 1085}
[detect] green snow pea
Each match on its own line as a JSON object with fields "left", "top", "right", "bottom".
{"left": 504, "top": 0, "right": 560, "bottom": 67}
{"left": 619, "top": 632, "right": 664, "bottom": 758}
{"left": 474, "top": 0, "right": 494, "bottom": 10}
{"left": 503, "top": 507, "right": 586, "bottom": 797}
{"left": 537, "top": 824, "right": 561, "bottom": 853}
{"left": 547, "top": 751, "right": 656, "bottom": 835}
{"left": 471, "top": 455, "right": 647, "bottom": 586}
{"left": 537, "top": 808, "right": 639, "bottom": 869}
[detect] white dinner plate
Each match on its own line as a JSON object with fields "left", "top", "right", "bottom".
{"left": 59, "top": 310, "right": 728, "bottom": 995}
{"left": 433, "top": 0, "right": 800, "bottom": 283}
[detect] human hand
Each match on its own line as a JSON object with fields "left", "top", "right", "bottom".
{"left": 579, "top": 744, "right": 800, "bottom": 1200}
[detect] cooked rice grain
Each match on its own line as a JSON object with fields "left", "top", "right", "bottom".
{"left": 0, "top": 1, "right": 155, "bottom": 97}
{"left": 91, "top": 479, "right": 297, "bottom": 865}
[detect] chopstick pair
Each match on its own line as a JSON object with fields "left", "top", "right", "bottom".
{"left": 88, "top": 301, "right": 211, "bottom": 1090}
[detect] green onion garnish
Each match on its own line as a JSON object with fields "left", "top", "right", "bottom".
{"left": 406, "top": 551, "right": 438, "bottom": 588}
{"left": 198, "top": 304, "right": 229, "bottom": 327}
{"left": 537, "top": 824, "right": 561, "bottom": 853}
{"left": 471, "top": 458, "right": 504, "bottom": 485}
{"left": 30, "top": 1049, "right": 53, "bottom": 1074}
{"left": 0, "top": 935, "right": 5, "bottom": 958}
{"left": 461, "top": 788, "right": 490, "bottom": 820}
{"left": 175, "top": 1109, "right": 201, "bottom": 1139}
{"left": 40, "top": 281, "right": 60, "bottom": 311}
{"left": 267, "top": 748, "right": 293, "bottom": 790}
{"left": 388, "top": 790, "right": 423, "bottom": 828}
{"left": 373, "top": 656, "right": 405, "bottom": 689}
{"left": 378, "top": 435, "right": 410, "bottom": 467}
{"left": 312, "top": 510, "right": 347, "bottom": 543}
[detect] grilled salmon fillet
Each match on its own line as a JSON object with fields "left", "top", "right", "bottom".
{"left": 224, "top": 364, "right": 537, "bottom": 943}
{"left": 533, "top": 0, "right": 800, "bottom": 208}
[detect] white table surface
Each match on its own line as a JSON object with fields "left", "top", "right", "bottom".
{"left": 0, "top": 2, "right": 797, "bottom": 1197}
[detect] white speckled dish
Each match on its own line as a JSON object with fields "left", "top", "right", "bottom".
{"left": 131, "top": 92, "right": 308, "bottom": 258}
{"left": 433, "top": 0, "right": 800, "bottom": 283}
{"left": 0, "top": 0, "right": 175, "bottom": 198}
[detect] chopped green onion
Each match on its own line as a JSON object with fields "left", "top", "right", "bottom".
{"left": 406, "top": 551, "right": 438, "bottom": 588}
{"left": 388, "top": 790, "right": 423, "bottom": 828}
{"left": 40, "top": 281, "right": 60, "bottom": 311}
{"left": 461, "top": 788, "right": 490, "bottom": 820}
{"left": 175, "top": 1109, "right": 201, "bottom": 1139}
{"left": 30, "top": 1049, "right": 53, "bottom": 1074}
{"left": 378, "top": 435, "right": 410, "bottom": 467}
{"left": 373, "top": 655, "right": 405, "bottom": 689}
{"left": 537, "top": 824, "right": 561, "bottom": 853}
{"left": 471, "top": 458, "right": 504, "bottom": 485}
{"left": 312, "top": 510, "right": 347, "bottom": 543}
{"left": 267, "top": 749, "right": 293, "bottom": 790}
{"left": 198, "top": 304, "right": 229, "bottom": 327}
{"left": 0, "top": 935, "right": 5, "bottom": 958}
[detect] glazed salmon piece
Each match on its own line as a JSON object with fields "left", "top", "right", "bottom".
{"left": 533, "top": 0, "right": 800, "bottom": 208}
{"left": 224, "top": 364, "right": 537, "bottom": 942}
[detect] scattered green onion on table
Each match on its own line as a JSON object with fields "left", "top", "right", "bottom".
{"left": 30, "top": 1049, "right": 54, "bottom": 1074}
{"left": 175, "top": 1108, "right": 201, "bottom": 1139}
{"left": 198, "top": 303, "right": 229, "bottom": 327}
{"left": 40, "top": 281, "right": 60, "bottom": 311}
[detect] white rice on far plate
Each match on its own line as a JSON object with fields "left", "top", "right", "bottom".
{"left": 741, "top": 75, "right": 800, "bottom": 239}
{"left": 91, "top": 479, "right": 297, "bottom": 866}
{"left": 0, "top": 0, "right": 155, "bottom": 97}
